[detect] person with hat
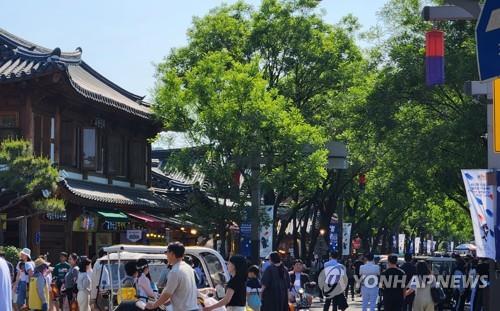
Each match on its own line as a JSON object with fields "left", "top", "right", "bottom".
{"left": 53, "top": 252, "right": 70, "bottom": 309}
{"left": 0, "top": 256, "right": 13, "bottom": 311}
{"left": 13, "top": 248, "right": 34, "bottom": 310}
{"left": 29, "top": 257, "right": 51, "bottom": 311}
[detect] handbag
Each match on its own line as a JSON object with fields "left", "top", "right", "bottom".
{"left": 430, "top": 285, "right": 446, "bottom": 304}
{"left": 247, "top": 289, "right": 261, "bottom": 310}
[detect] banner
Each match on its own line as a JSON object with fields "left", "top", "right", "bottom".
{"left": 427, "top": 240, "right": 432, "bottom": 254}
{"left": 462, "top": 170, "right": 496, "bottom": 259}
{"left": 329, "top": 223, "right": 339, "bottom": 252}
{"left": 450, "top": 241, "right": 455, "bottom": 252}
{"left": 240, "top": 223, "right": 252, "bottom": 258}
{"left": 342, "top": 223, "right": 352, "bottom": 256}
{"left": 432, "top": 241, "right": 437, "bottom": 252}
{"left": 398, "top": 234, "right": 405, "bottom": 254}
{"left": 495, "top": 171, "right": 500, "bottom": 261}
{"left": 260, "top": 205, "right": 274, "bottom": 258}
{"left": 415, "top": 237, "right": 421, "bottom": 254}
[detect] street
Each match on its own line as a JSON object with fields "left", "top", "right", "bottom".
{"left": 310, "top": 296, "right": 363, "bottom": 311}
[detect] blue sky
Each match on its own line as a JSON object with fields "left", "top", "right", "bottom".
{"left": 0, "top": 0, "right": 387, "bottom": 100}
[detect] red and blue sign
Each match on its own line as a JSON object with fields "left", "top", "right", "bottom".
{"left": 425, "top": 30, "right": 445, "bottom": 86}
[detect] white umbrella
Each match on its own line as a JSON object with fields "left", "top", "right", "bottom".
{"left": 455, "top": 243, "right": 477, "bottom": 251}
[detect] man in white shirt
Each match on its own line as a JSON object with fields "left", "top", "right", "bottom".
{"left": 359, "top": 253, "right": 380, "bottom": 311}
{"left": 146, "top": 242, "right": 199, "bottom": 311}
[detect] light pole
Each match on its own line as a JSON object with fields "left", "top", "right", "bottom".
{"left": 326, "top": 141, "right": 348, "bottom": 255}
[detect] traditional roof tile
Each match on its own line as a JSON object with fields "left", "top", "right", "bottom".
{"left": 60, "top": 179, "right": 188, "bottom": 211}
{"left": 0, "top": 28, "right": 152, "bottom": 119}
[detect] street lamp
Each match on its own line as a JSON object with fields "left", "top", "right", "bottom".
{"left": 325, "top": 141, "right": 348, "bottom": 256}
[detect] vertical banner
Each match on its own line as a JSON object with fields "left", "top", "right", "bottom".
{"left": 432, "top": 241, "right": 437, "bottom": 252}
{"left": 462, "top": 170, "right": 496, "bottom": 259}
{"left": 342, "top": 223, "right": 352, "bottom": 256}
{"left": 240, "top": 223, "right": 252, "bottom": 258}
{"left": 259, "top": 205, "right": 274, "bottom": 258}
{"left": 398, "top": 234, "right": 406, "bottom": 254}
{"left": 450, "top": 241, "right": 455, "bottom": 252}
{"left": 409, "top": 241, "right": 414, "bottom": 255}
{"left": 496, "top": 171, "right": 500, "bottom": 261}
{"left": 392, "top": 235, "right": 397, "bottom": 253}
{"left": 415, "top": 237, "right": 421, "bottom": 255}
{"left": 427, "top": 240, "right": 432, "bottom": 254}
{"left": 329, "top": 223, "right": 339, "bottom": 252}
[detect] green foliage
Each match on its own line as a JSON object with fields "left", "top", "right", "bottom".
{"left": 2, "top": 245, "right": 20, "bottom": 265}
{"left": 0, "top": 139, "right": 64, "bottom": 213}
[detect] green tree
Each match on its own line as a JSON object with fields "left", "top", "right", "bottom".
{"left": 0, "top": 139, "right": 64, "bottom": 244}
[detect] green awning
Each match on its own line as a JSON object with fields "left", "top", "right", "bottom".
{"left": 97, "top": 211, "right": 128, "bottom": 222}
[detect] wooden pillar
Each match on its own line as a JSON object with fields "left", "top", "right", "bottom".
{"left": 30, "top": 215, "right": 41, "bottom": 257}
{"left": 55, "top": 105, "right": 61, "bottom": 164}
{"left": 23, "top": 94, "right": 34, "bottom": 142}
{"left": 19, "top": 216, "right": 27, "bottom": 249}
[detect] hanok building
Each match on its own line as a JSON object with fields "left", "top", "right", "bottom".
{"left": 0, "top": 29, "right": 198, "bottom": 261}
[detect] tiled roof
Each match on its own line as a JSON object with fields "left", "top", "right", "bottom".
{"left": 0, "top": 28, "right": 151, "bottom": 119}
{"left": 60, "top": 179, "right": 187, "bottom": 211}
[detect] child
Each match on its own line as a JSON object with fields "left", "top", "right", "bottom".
{"left": 246, "top": 265, "right": 262, "bottom": 311}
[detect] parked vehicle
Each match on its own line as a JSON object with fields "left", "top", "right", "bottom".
{"left": 90, "top": 244, "right": 230, "bottom": 310}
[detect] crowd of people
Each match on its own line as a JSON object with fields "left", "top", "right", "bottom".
{"left": 0, "top": 243, "right": 490, "bottom": 311}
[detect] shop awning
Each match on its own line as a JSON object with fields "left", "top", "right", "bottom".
{"left": 97, "top": 211, "right": 128, "bottom": 222}
{"left": 127, "top": 212, "right": 165, "bottom": 228}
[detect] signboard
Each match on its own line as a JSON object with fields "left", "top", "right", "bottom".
{"left": 240, "top": 223, "right": 252, "bottom": 258}
{"left": 126, "top": 230, "right": 142, "bottom": 242}
{"left": 342, "top": 223, "right": 352, "bottom": 256}
{"left": 476, "top": 0, "right": 500, "bottom": 80}
{"left": 415, "top": 237, "right": 421, "bottom": 254}
{"left": 34, "top": 231, "right": 41, "bottom": 245}
{"left": 398, "top": 234, "right": 406, "bottom": 254}
{"left": 329, "top": 223, "right": 339, "bottom": 252}
{"left": 463, "top": 170, "right": 496, "bottom": 259}
{"left": 259, "top": 206, "right": 273, "bottom": 258}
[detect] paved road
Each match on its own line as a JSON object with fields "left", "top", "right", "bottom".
{"left": 310, "top": 296, "right": 363, "bottom": 311}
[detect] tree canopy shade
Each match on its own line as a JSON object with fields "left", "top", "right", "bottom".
{"left": 154, "top": 0, "right": 479, "bottom": 258}
{"left": 0, "top": 139, "right": 64, "bottom": 243}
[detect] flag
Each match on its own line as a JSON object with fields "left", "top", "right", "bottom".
{"left": 342, "top": 223, "right": 352, "bottom": 256}
{"left": 398, "top": 234, "right": 406, "bottom": 254}
{"left": 462, "top": 170, "right": 496, "bottom": 259}
{"left": 259, "top": 205, "right": 274, "bottom": 258}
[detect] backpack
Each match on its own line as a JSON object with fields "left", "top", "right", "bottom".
{"left": 28, "top": 276, "right": 49, "bottom": 310}
{"left": 320, "top": 263, "right": 348, "bottom": 298}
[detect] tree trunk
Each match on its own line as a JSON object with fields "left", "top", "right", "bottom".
{"left": 249, "top": 167, "right": 261, "bottom": 263}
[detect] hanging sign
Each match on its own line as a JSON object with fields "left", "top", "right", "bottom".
{"left": 126, "top": 230, "right": 142, "bottom": 242}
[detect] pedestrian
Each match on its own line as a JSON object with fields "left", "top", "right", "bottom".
{"left": 0, "top": 256, "right": 13, "bottom": 311}
{"left": 381, "top": 254, "right": 405, "bottom": 311}
{"left": 310, "top": 253, "right": 324, "bottom": 302}
{"left": 344, "top": 258, "right": 355, "bottom": 301}
{"left": 246, "top": 265, "right": 262, "bottom": 311}
{"left": 13, "top": 248, "right": 34, "bottom": 310}
{"left": 52, "top": 252, "right": 70, "bottom": 310}
{"left": 319, "top": 251, "right": 348, "bottom": 311}
{"left": 260, "top": 251, "right": 290, "bottom": 311}
{"left": 405, "top": 261, "right": 435, "bottom": 311}
{"left": 76, "top": 257, "right": 92, "bottom": 311}
{"left": 29, "top": 257, "right": 51, "bottom": 311}
{"left": 136, "top": 258, "right": 158, "bottom": 302}
{"left": 359, "top": 253, "right": 380, "bottom": 311}
{"left": 63, "top": 253, "right": 79, "bottom": 308}
{"left": 203, "top": 255, "right": 248, "bottom": 311}
{"left": 400, "top": 253, "right": 416, "bottom": 311}
{"left": 146, "top": 242, "right": 199, "bottom": 311}
{"left": 451, "top": 258, "right": 466, "bottom": 311}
